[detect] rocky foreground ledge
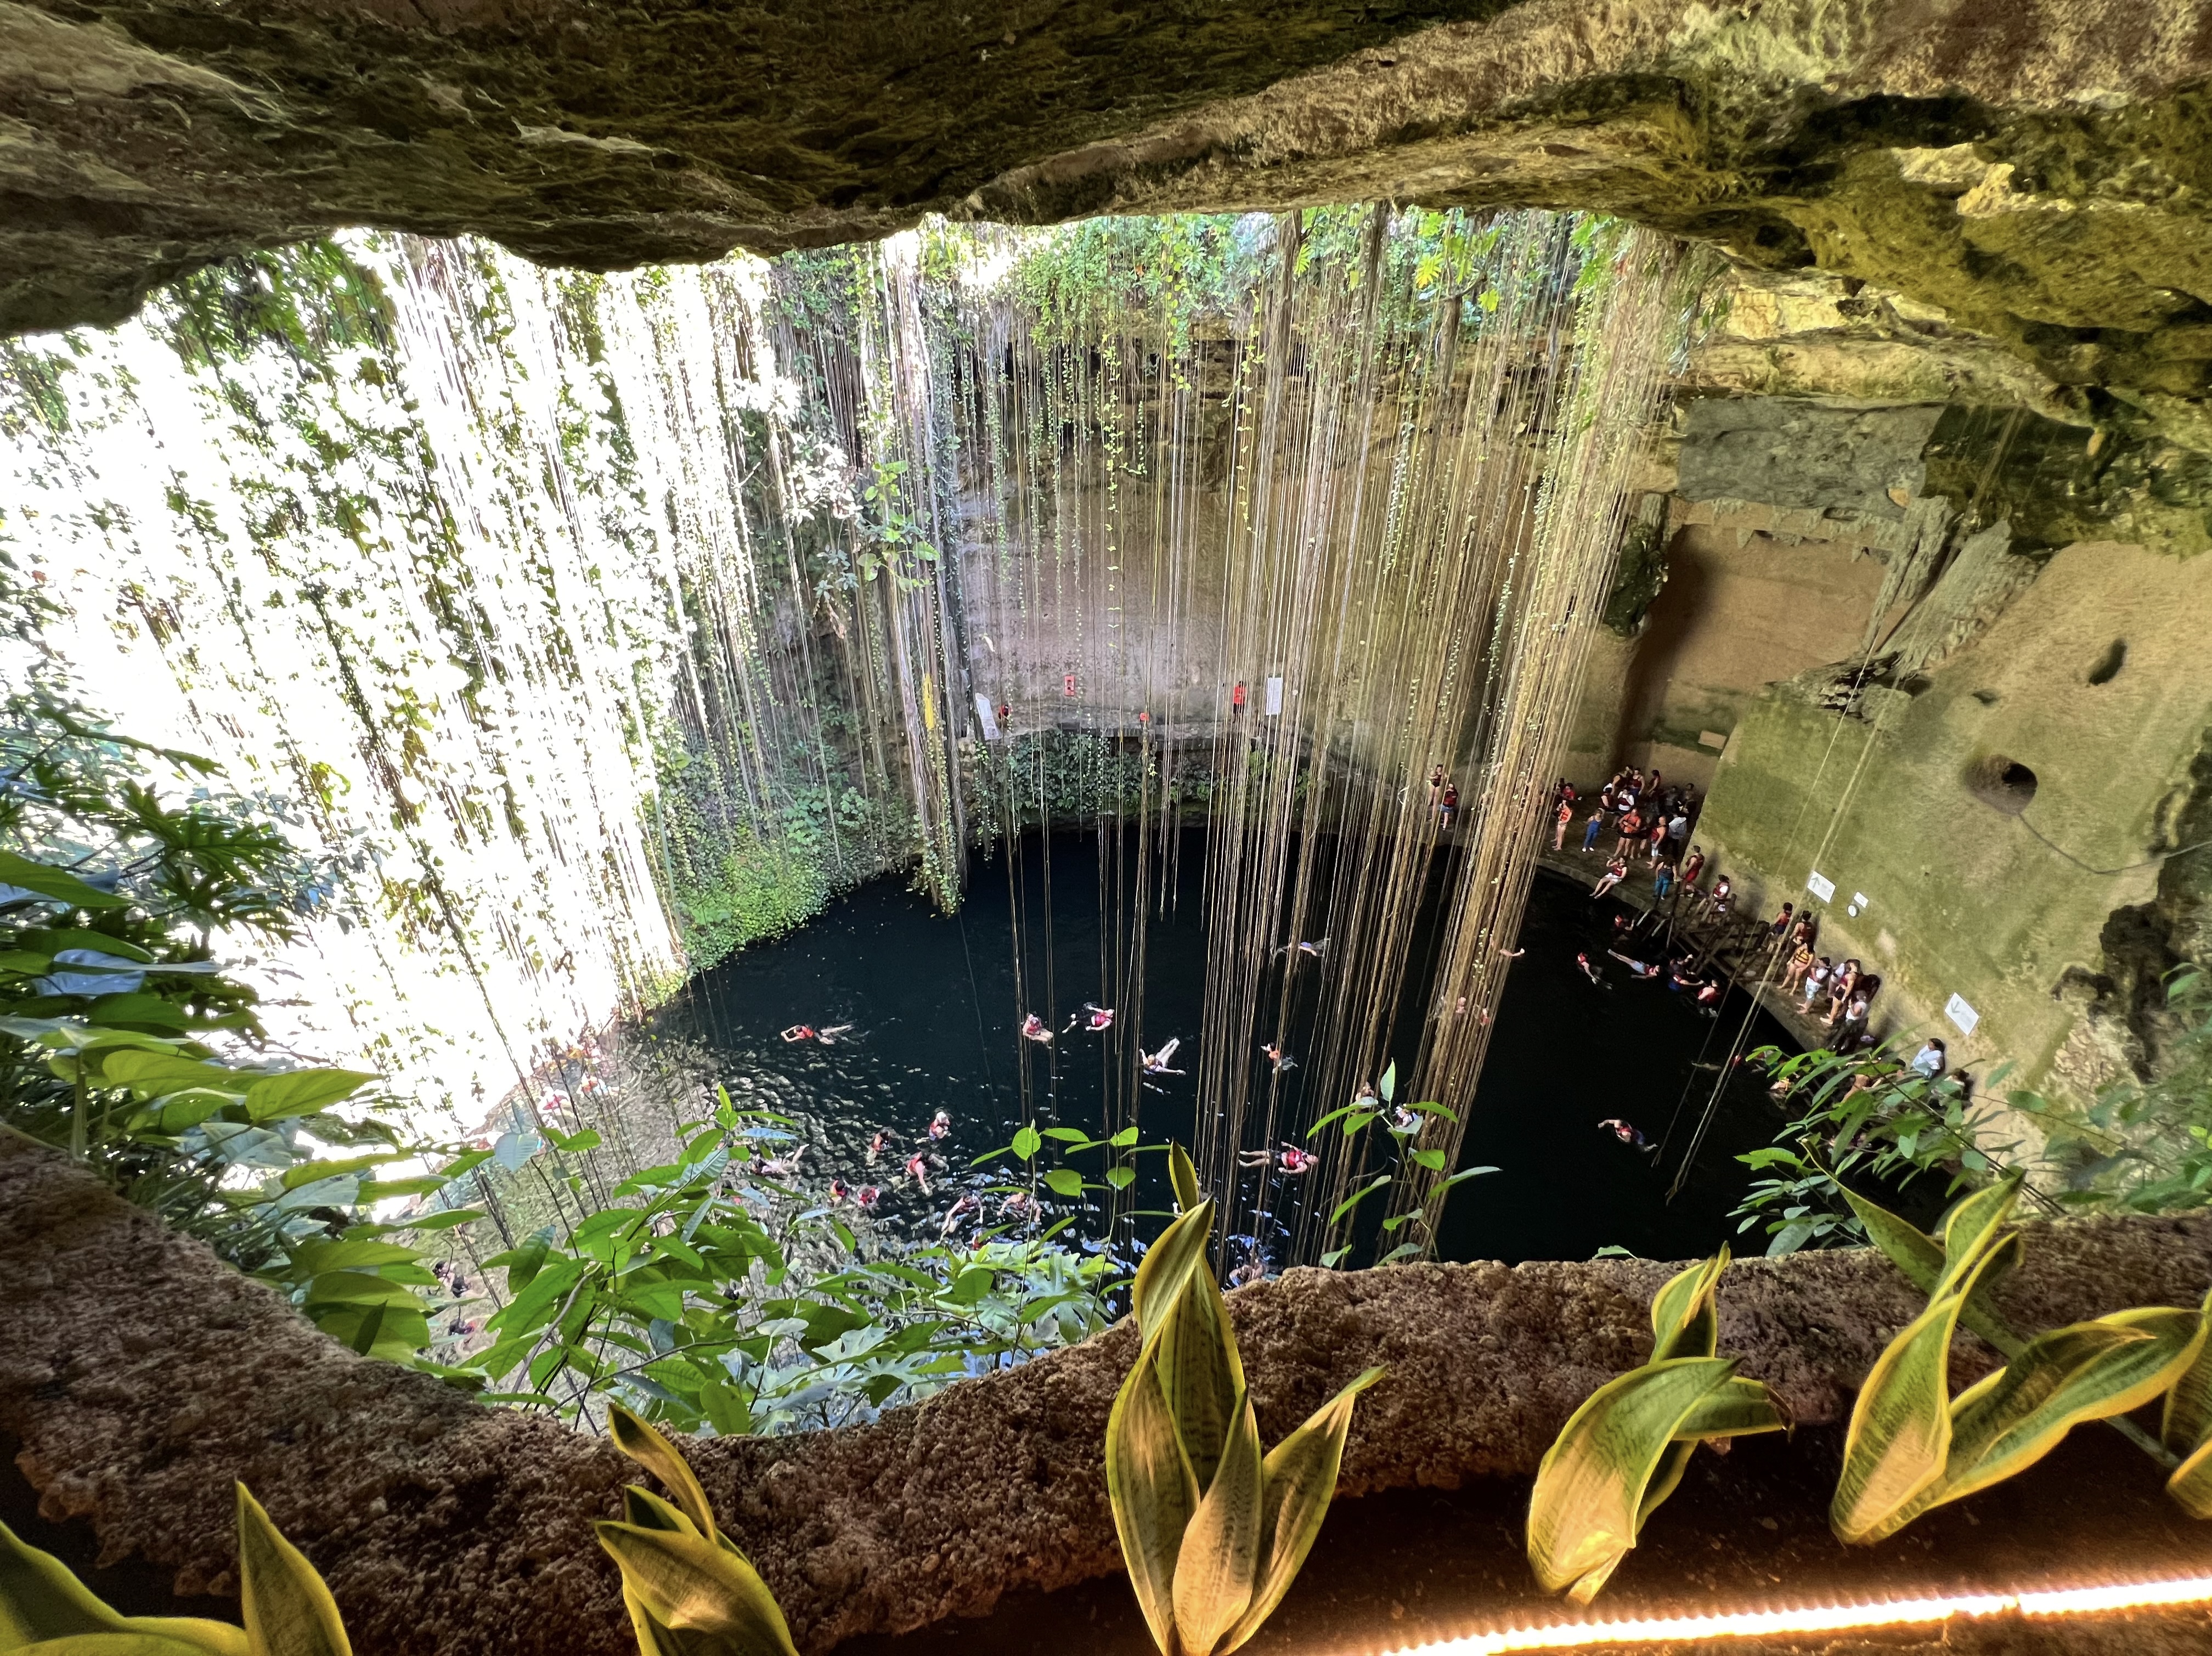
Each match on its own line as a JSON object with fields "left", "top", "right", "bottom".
{"left": 8, "top": 1134, "right": 2212, "bottom": 1656}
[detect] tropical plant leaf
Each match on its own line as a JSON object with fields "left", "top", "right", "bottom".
{"left": 1170, "top": 1388, "right": 1262, "bottom": 1656}
{"left": 2163, "top": 1290, "right": 2212, "bottom": 1456}
{"left": 591, "top": 1524, "right": 798, "bottom": 1656}
{"left": 1647, "top": 1251, "right": 1725, "bottom": 1364}
{"left": 1169, "top": 1142, "right": 1202, "bottom": 1215}
{"left": 1839, "top": 1187, "right": 2024, "bottom": 1357}
{"left": 10, "top": 1636, "right": 229, "bottom": 1656}
{"left": 235, "top": 1486, "right": 349, "bottom": 1656}
{"left": 1672, "top": 1376, "right": 1791, "bottom": 1443}
{"left": 1218, "top": 1368, "right": 1383, "bottom": 1654}
{"left": 2169, "top": 1431, "right": 2212, "bottom": 1519}
{"left": 0, "top": 1521, "right": 132, "bottom": 1649}
{"left": 1527, "top": 1357, "right": 1741, "bottom": 1603}
{"left": 1104, "top": 1359, "right": 1198, "bottom": 1656}
{"left": 1132, "top": 1202, "right": 1215, "bottom": 1349}
{"left": 1830, "top": 1240, "right": 2008, "bottom": 1546}
{"left": 1903, "top": 1308, "right": 2203, "bottom": 1525}
{"left": 610, "top": 1404, "right": 720, "bottom": 1542}
{"left": 0, "top": 853, "right": 127, "bottom": 910}
{"left": 1156, "top": 1264, "right": 1243, "bottom": 1490}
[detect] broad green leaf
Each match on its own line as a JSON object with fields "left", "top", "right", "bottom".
{"left": 1671, "top": 1376, "right": 1791, "bottom": 1443}
{"left": 1105, "top": 1358, "right": 1198, "bottom": 1656}
{"left": 0, "top": 853, "right": 127, "bottom": 910}
{"left": 1043, "top": 1168, "right": 1084, "bottom": 1198}
{"left": 609, "top": 1405, "right": 720, "bottom": 1541}
{"left": 1156, "top": 1263, "right": 1244, "bottom": 1490}
{"left": 2163, "top": 1290, "right": 2212, "bottom": 1455}
{"left": 1830, "top": 1243, "right": 2007, "bottom": 1545}
{"left": 1909, "top": 1307, "right": 2203, "bottom": 1524}
{"left": 0, "top": 1522, "right": 130, "bottom": 1648}
{"left": 1171, "top": 1388, "right": 1262, "bottom": 1656}
{"left": 1219, "top": 1367, "right": 1383, "bottom": 1654}
{"left": 1132, "top": 1202, "right": 1215, "bottom": 1349}
{"left": 1378, "top": 1062, "right": 1396, "bottom": 1105}
{"left": 236, "top": 1486, "right": 349, "bottom": 1656}
{"left": 1328, "top": 1176, "right": 1389, "bottom": 1226}
{"left": 94, "top": 1051, "right": 235, "bottom": 1097}
{"left": 592, "top": 1524, "right": 798, "bottom": 1656}
{"left": 1527, "top": 1357, "right": 1740, "bottom": 1603}
{"left": 244, "top": 1071, "right": 376, "bottom": 1122}
{"left": 1011, "top": 1125, "right": 1042, "bottom": 1163}
{"left": 1169, "top": 1142, "right": 1201, "bottom": 1215}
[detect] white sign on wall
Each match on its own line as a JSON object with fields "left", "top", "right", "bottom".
{"left": 1807, "top": 870, "right": 1836, "bottom": 902}
{"left": 1265, "top": 675, "right": 1285, "bottom": 716}
{"left": 974, "top": 695, "right": 1000, "bottom": 741}
{"left": 1945, "top": 993, "right": 1980, "bottom": 1036}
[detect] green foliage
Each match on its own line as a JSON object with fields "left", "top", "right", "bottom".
{"left": 472, "top": 1086, "right": 1113, "bottom": 1434}
{"left": 1526, "top": 1249, "right": 1787, "bottom": 1602}
{"left": 163, "top": 243, "right": 394, "bottom": 371}
{"left": 1835, "top": 1178, "right": 2212, "bottom": 1542}
{"left": 1307, "top": 1067, "right": 1491, "bottom": 1268}
{"left": 1105, "top": 1146, "right": 1382, "bottom": 1656}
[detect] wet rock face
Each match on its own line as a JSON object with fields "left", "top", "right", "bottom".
{"left": 7, "top": 0, "right": 2212, "bottom": 424}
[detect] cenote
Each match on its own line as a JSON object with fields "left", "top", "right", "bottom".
{"left": 642, "top": 833, "right": 1794, "bottom": 1269}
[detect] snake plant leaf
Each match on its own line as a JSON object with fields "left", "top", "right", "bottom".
{"left": 1106, "top": 1359, "right": 1200, "bottom": 1656}
{"left": 1830, "top": 1242, "right": 2007, "bottom": 1546}
{"left": 2162, "top": 1290, "right": 2212, "bottom": 1456}
{"left": 1133, "top": 1202, "right": 1216, "bottom": 1351}
{"left": 0, "top": 1524, "right": 246, "bottom": 1656}
{"left": 610, "top": 1405, "right": 720, "bottom": 1544}
{"left": 1673, "top": 1376, "right": 1792, "bottom": 1443}
{"left": 592, "top": 1524, "right": 799, "bottom": 1656}
{"left": 235, "top": 1488, "right": 349, "bottom": 1656}
{"left": 1910, "top": 1308, "right": 2204, "bottom": 1526}
{"left": 11, "top": 1638, "right": 229, "bottom": 1656}
{"left": 2169, "top": 1431, "right": 2212, "bottom": 1518}
{"left": 1156, "top": 1264, "right": 1245, "bottom": 1490}
{"left": 1217, "top": 1367, "right": 1384, "bottom": 1655}
{"left": 1169, "top": 1142, "right": 1203, "bottom": 1215}
{"left": 624, "top": 1489, "right": 704, "bottom": 1537}
{"left": 1936, "top": 1177, "right": 2022, "bottom": 1288}
{"left": 1527, "top": 1356, "right": 1740, "bottom": 1603}
{"left": 1838, "top": 1188, "right": 2024, "bottom": 1358}
{"left": 1647, "top": 1251, "right": 1727, "bottom": 1364}
{"left": 1170, "top": 1387, "right": 1263, "bottom": 1656}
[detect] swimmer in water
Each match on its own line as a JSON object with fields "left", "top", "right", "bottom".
{"left": 780, "top": 1024, "right": 818, "bottom": 1044}
{"left": 830, "top": 1177, "right": 849, "bottom": 1203}
{"left": 1080, "top": 1003, "right": 1115, "bottom": 1033}
{"left": 905, "top": 1152, "right": 932, "bottom": 1194}
{"left": 1607, "top": 950, "right": 1662, "bottom": 978}
{"left": 761, "top": 1144, "right": 806, "bottom": 1178}
{"left": 928, "top": 1109, "right": 951, "bottom": 1140}
{"left": 1142, "top": 1037, "right": 1184, "bottom": 1074}
{"left": 867, "top": 1130, "right": 889, "bottom": 1164}
{"left": 1001, "top": 1189, "right": 1034, "bottom": 1220}
{"left": 1274, "top": 938, "right": 1329, "bottom": 963}
{"left": 941, "top": 1192, "right": 980, "bottom": 1236}
{"left": 817, "top": 1023, "right": 854, "bottom": 1044}
{"left": 1388, "top": 1105, "right": 1421, "bottom": 1135}
{"left": 1576, "top": 951, "right": 1603, "bottom": 984}
{"left": 1020, "top": 1013, "right": 1054, "bottom": 1044}
{"left": 1353, "top": 1080, "right": 1379, "bottom": 1108}
{"left": 1260, "top": 1041, "right": 1297, "bottom": 1073}
{"left": 856, "top": 1185, "right": 881, "bottom": 1209}
{"left": 1239, "top": 1144, "right": 1316, "bottom": 1174}
{"left": 1598, "top": 1118, "right": 1658, "bottom": 1154}
{"left": 1229, "top": 1247, "right": 1270, "bottom": 1288}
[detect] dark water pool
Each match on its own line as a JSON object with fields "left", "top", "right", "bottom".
{"left": 632, "top": 832, "right": 1793, "bottom": 1269}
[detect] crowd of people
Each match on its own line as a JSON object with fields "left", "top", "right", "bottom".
{"left": 1555, "top": 767, "right": 1889, "bottom": 1053}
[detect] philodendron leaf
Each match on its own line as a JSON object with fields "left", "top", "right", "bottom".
{"left": 1218, "top": 1367, "right": 1385, "bottom": 1655}
{"left": 1830, "top": 1241, "right": 2008, "bottom": 1546}
{"left": 0, "top": 853, "right": 127, "bottom": 910}
{"left": 1156, "top": 1259, "right": 1244, "bottom": 1490}
{"left": 1527, "top": 1356, "right": 1741, "bottom": 1604}
{"left": 1900, "top": 1307, "right": 2204, "bottom": 1529}
{"left": 1105, "top": 1359, "right": 1198, "bottom": 1656}
{"left": 592, "top": 1524, "right": 799, "bottom": 1656}
{"left": 1171, "top": 1387, "right": 1262, "bottom": 1656}
{"left": 1647, "top": 1251, "right": 1726, "bottom": 1364}
{"left": 1169, "top": 1142, "right": 1203, "bottom": 1216}
{"left": 610, "top": 1404, "right": 720, "bottom": 1543}
{"left": 2163, "top": 1289, "right": 2212, "bottom": 1457}
{"left": 1133, "top": 1202, "right": 1215, "bottom": 1350}
{"left": 235, "top": 1487, "right": 349, "bottom": 1656}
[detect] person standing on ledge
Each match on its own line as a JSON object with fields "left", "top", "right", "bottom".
{"left": 1582, "top": 804, "right": 1607, "bottom": 853}
{"left": 1554, "top": 796, "right": 1574, "bottom": 849}
{"left": 1441, "top": 780, "right": 1459, "bottom": 828}
{"left": 1232, "top": 681, "right": 1247, "bottom": 719}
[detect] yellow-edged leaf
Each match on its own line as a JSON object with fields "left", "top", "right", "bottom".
{"left": 591, "top": 1524, "right": 798, "bottom": 1656}
{"left": 1647, "top": 1251, "right": 1725, "bottom": 1364}
{"left": 1672, "top": 1375, "right": 1791, "bottom": 1443}
{"left": 1169, "top": 1143, "right": 1203, "bottom": 1215}
{"left": 2169, "top": 1430, "right": 2212, "bottom": 1518}
{"left": 1830, "top": 1244, "right": 2006, "bottom": 1546}
{"left": 1134, "top": 1203, "right": 1216, "bottom": 1351}
{"left": 2163, "top": 1290, "right": 2212, "bottom": 1456}
{"left": 1105, "top": 1358, "right": 1198, "bottom": 1656}
{"left": 1218, "top": 1368, "right": 1383, "bottom": 1655}
{"left": 610, "top": 1405, "right": 719, "bottom": 1544}
{"left": 623, "top": 1488, "right": 702, "bottom": 1537}
{"left": 1156, "top": 1268, "right": 1245, "bottom": 1490}
{"left": 110, "top": 1630, "right": 242, "bottom": 1656}
{"left": 1171, "top": 1388, "right": 1262, "bottom": 1656}
{"left": 0, "top": 1522, "right": 130, "bottom": 1649}
{"left": 13, "top": 1638, "right": 222, "bottom": 1656}
{"left": 1936, "top": 1178, "right": 2022, "bottom": 1289}
{"left": 1527, "top": 1356, "right": 1738, "bottom": 1603}
{"left": 235, "top": 1488, "right": 349, "bottom": 1656}
{"left": 1841, "top": 1187, "right": 2023, "bottom": 1356}
{"left": 1910, "top": 1308, "right": 2203, "bottom": 1524}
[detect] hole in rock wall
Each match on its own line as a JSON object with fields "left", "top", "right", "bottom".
{"left": 2087, "top": 639, "right": 2128, "bottom": 685}
{"left": 1965, "top": 754, "right": 2040, "bottom": 815}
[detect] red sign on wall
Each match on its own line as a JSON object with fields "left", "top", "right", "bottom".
{"left": 1064, "top": 673, "right": 1077, "bottom": 697}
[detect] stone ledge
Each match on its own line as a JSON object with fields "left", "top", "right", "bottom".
{"left": 8, "top": 1134, "right": 2212, "bottom": 1656}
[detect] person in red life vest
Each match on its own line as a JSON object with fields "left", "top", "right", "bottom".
{"left": 1232, "top": 681, "right": 1246, "bottom": 717}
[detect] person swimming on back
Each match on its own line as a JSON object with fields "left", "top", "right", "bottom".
{"left": 761, "top": 1144, "right": 806, "bottom": 1178}
{"left": 1020, "top": 1013, "right": 1054, "bottom": 1044}
{"left": 1576, "top": 951, "right": 1603, "bottom": 984}
{"left": 1260, "top": 1041, "right": 1297, "bottom": 1073}
{"left": 1607, "top": 950, "right": 1662, "bottom": 978}
{"left": 1079, "top": 1003, "right": 1115, "bottom": 1033}
{"left": 1598, "top": 1118, "right": 1658, "bottom": 1154}
{"left": 904, "top": 1153, "right": 932, "bottom": 1195}
{"left": 1229, "top": 1246, "right": 1271, "bottom": 1288}
{"left": 1239, "top": 1143, "right": 1316, "bottom": 1174}
{"left": 928, "top": 1109, "right": 951, "bottom": 1140}
{"left": 780, "top": 1024, "right": 818, "bottom": 1044}
{"left": 1142, "top": 1037, "right": 1184, "bottom": 1075}
{"left": 856, "top": 1184, "right": 881, "bottom": 1209}
{"left": 1275, "top": 938, "right": 1329, "bottom": 963}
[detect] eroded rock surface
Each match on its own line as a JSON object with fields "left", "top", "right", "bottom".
{"left": 9, "top": 1135, "right": 2212, "bottom": 1656}
{"left": 5, "top": 0, "right": 2212, "bottom": 443}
